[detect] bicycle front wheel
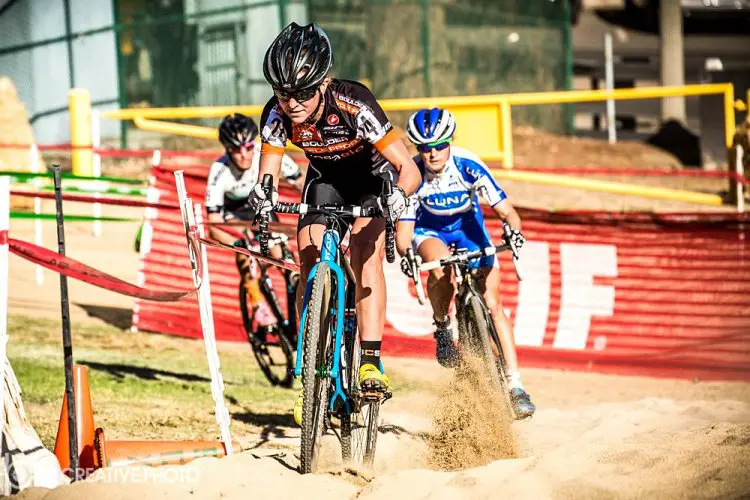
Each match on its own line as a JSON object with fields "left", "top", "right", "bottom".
{"left": 465, "top": 296, "right": 505, "bottom": 395}
{"left": 300, "top": 263, "right": 333, "bottom": 474}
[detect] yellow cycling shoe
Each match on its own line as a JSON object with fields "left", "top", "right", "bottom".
{"left": 359, "top": 363, "right": 391, "bottom": 393}
{"left": 293, "top": 389, "right": 304, "bottom": 426}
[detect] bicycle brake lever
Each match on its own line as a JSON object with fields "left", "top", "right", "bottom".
{"left": 382, "top": 181, "right": 396, "bottom": 264}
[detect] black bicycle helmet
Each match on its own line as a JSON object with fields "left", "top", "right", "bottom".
{"left": 263, "top": 22, "right": 333, "bottom": 92}
{"left": 218, "top": 113, "right": 258, "bottom": 149}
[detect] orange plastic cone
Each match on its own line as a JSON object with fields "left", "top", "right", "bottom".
{"left": 54, "top": 364, "right": 96, "bottom": 475}
{"left": 94, "top": 427, "right": 240, "bottom": 468}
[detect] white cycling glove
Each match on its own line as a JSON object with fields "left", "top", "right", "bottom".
{"left": 400, "top": 252, "right": 422, "bottom": 279}
{"left": 383, "top": 186, "right": 407, "bottom": 222}
{"left": 247, "top": 183, "right": 278, "bottom": 215}
{"left": 509, "top": 228, "right": 525, "bottom": 250}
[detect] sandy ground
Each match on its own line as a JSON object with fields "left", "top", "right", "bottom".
{"left": 8, "top": 358, "right": 750, "bottom": 499}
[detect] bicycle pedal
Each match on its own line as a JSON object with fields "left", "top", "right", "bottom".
{"left": 360, "top": 385, "right": 391, "bottom": 402}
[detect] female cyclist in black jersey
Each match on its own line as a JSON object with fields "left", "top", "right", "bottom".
{"left": 248, "top": 23, "right": 421, "bottom": 422}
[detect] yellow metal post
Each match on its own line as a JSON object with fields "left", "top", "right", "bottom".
{"left": 499, "top": 100, "right": 513, "bottom": 169}
{"left": 723, "top": 84, "right": 736, "bottom": 149}
{"left": 69, "top": 88, "right": 93, "bottom": 176}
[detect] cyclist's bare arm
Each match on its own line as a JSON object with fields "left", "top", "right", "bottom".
{"left": 280, "top": 153, "right": 305, "bottom": 193}
{"left": 378, "top": 140, "right": 421, "bottom": 196}
{"left": 286, "top": 176, "right": 305, "bottom": 192}
{"left": 258, "top": 147, "right": 284, "bottom": 188}
{"left": 396, "top": 220, "right": 416, "bottom": 257}
{"left": 207, "top": 212, "right": 240, "bottom": 245}
{"left": 492, "top": 198, "right": 522, "bottom": 231}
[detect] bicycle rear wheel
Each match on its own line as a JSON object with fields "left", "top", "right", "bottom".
{"left": 239, "top": 282, "right": 294, "bottom": 387}
{"left": 300, "top": 263, "right": 333, "bottom": 474}
{"left": 340, "top": 333, "right": 380, "bottom": 469}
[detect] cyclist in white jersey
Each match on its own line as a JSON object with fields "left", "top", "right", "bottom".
{"left": 396, "top": 108, "right": 535, "bottom": 419}
{"left": 206, "top": 113, "right": 303, "bottom": 316}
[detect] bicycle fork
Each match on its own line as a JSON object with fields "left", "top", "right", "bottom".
{"left": 294, "top": 231, "right": 347, "bottom": 385}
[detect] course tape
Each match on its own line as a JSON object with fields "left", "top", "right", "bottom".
{"left": 1, "top": 226, "right": 296, "bottom": 301}
{"left": 10, "top": 190, "right": 178, "bottom": 210}
{"left": 10, "top": 211, "right": 137, "bottom": 222}
{"left": 3, "top": 229, "right": 199, "bottom": 302}
{"left": 0, "top": 170, "right": 146, "bottom": 185}
{"left": 197, "top": 235, "right": 300, "bottom": 273}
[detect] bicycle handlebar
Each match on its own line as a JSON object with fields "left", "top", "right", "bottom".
{"left": 258, "top": 175, "right": 274, "bottom": 256}
{"left": 381, "top": 181, "right": 396, "bottom": 264}
{"left": 272, "top": 202, "right": 382, "bottom": 218}
{"left": 256, "top": 173, "right": 398, "bottom": 260}
{"left": 417, "top": 222, "right": 524, "bottom": 281}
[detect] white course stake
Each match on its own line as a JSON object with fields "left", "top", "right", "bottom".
{"left": 0, "top": 176, "right": 10, "bottom": 441}
{"left": 174, "top": 171, "right": 233, "bottom": 456}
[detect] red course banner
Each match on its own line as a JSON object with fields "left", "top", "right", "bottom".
{"left": 131, "top": 168, "right": 750, "bottom": 382}
{"left": 5, "top": 231, "right": 199, "bottom": 302}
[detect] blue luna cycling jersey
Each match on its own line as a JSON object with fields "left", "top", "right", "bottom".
{"left": 400, "top": 146, "right": 507, "bottom": 268}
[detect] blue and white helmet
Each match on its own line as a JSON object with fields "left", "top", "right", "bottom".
{"left": 406, "top": 108, "right": 456, "bottom": 145}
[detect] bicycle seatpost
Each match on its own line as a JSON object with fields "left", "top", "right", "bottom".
{"left": 258, "top": 173, "right": 273, "bottom": 257}
{"left": 381, "top": 180, "right": 396, "bottom": 263}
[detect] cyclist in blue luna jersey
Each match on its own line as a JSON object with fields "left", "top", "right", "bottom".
{"left": 396, "top": 108, "right": 535, "bottom": 419}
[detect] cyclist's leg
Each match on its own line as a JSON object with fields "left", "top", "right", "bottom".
{"left": 349, "top": 215, "right": 391, "bottom": 390}
{"left": 347, "top": 171, "right": 399, "bottom": 391}
{"left": 414, "top": 229, "right": 460, "bottom": 367}
{"left": 415, "top": 231, "right": 453, "bottom": 318}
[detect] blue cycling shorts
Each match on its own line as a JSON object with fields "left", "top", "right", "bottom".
{"left": 412, "top": 215, "right": 496, "bottom": 270}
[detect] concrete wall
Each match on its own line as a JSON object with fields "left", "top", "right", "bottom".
{"left": 0, "top": 0, "right": 119, "bottom": 144}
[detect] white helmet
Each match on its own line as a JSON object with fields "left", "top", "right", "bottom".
{"left": 406, "top": 108, "right": 456, "bottom": 145}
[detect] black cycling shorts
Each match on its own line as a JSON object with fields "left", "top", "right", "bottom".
{"left": 298, "top": 167, "right": 397, "bottom": 234}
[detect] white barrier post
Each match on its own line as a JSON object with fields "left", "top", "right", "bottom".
{"left": 174, "top": 171, "right": 233, "bottom": 456}
{"left": 0, "top": 176, "right": 10, "bottom": 441}
{"left": 736, "top": 145, "right": 745, "bottom": 214}
{"left": 604, "top": 32, "right": 617, "bottom": 144}
{"left": 152, "top": 149, "right": 162, "bottom": 168}
{"left": 29, "top": 145, "right": 44, "bottom": 286}
{"left": 91, "top": 110, "right": 103, "bottom": 237}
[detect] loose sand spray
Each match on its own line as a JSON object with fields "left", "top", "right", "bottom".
{"left": 427, "top": 356, "right": 521, "bottom": 471}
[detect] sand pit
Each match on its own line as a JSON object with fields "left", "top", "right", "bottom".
{"left": 8, "top": 363, "right": 749, "bottom": 500}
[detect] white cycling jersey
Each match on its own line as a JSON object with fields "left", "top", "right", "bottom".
{"left": 205, "top": 142, "right": 301, "bottom": 219}
{"left": 400, "top": 146, "right": 506, "bottom": 232}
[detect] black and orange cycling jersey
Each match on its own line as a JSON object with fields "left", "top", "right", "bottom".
{"left": 260, "top": 79, "right": 402, "bottom": 229}
{"left": 260, "top": 79, "right": 401, "bottom": 180}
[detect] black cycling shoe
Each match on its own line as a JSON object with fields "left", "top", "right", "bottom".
{"left": 509, "top": 388, "right": 536, "bottom": 420}
{"left": 434, "top": 319, "right": 460, "bottom": 368}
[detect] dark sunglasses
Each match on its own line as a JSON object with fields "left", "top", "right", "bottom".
{"left": 274, "top": 86, "right": 319, "bottom": 103}
{"left": 417, "top": 140, "right": 451, "bottom": 153}
{"left": 227, "top": 142, "right": 254, "bottom": 154}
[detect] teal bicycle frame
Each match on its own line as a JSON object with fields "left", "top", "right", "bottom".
{"left": 294, "top": 227, "right": 354, "bottom": 413}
